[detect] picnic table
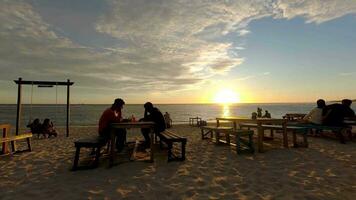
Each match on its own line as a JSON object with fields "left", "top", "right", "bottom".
{"left": 216, "top": 117, "right": 288, "bottom": 153}
{"left": 283, "top": 113, "right": 306, "bottom": 121}
{"left": 109, "top": 122, "right": 155, "bottom": 167}
{"left": 189, "top": 117, "right": 202, "bottom": 126}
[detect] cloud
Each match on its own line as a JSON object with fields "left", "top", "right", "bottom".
{"left": 0, "top": 0, "right": 355, "bottom": 102}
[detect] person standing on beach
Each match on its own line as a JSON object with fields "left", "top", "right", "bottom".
{"left": 140, "top": 102, "right": 166, "bottom": 148}
{"left": 164, "top": 112, "right": 172, "bottom": 128}
{"left": 98, "top": 98, "right": 126, "bottom": 152}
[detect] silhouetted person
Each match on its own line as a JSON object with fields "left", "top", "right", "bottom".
{"left": 251, "top": 112, "right": 257, "bottom": 120}
{"left": 164, "top": 112, "right": 172, "bottom": 128}
{"left": 140, "top": 102, "right": 166, "bottom": 148}
{"left": 302, "top": 99, "right": 326, "bottom": 125}
{"left": 263, "top": 110, "right": 271, "bottom": 118}
{"left": 323, "top": 99, "right": 355, "bottom": 143}
{"left": 257, "top": 107, "right": 262, "bottom": 118}
{"left": 42, "top": 118, "right": 58, "bottom": 137}
{"left": 98, "top": 98, "right": 126, "bottom": 152}
{"left": 27, "top": 118, "right": 42, "bottom": 138}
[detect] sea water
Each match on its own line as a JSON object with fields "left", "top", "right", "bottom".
{"left": 0, "top": 103, "right": 355, "bottom": 127}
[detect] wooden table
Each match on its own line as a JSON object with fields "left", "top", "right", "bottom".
{"left": 109, "top": 122, "right": 155, "bottom": 166}
{"left": 216, "top": 117, "right": 287, "bottom": 153}
{"left": 283, "top": 113, "right": 306, "bottom": 121}
{"left": 189, "top": 117, "right": 202, "bottom": 126}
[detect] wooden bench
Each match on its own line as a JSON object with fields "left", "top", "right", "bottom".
{"left": 200, "top": 126, "right": 233, "bottom": 140}
{"left": 72, "top": 137, "right": 107, "bottom": 171}
{"left": 1, "top": 124, "right": 32, "bottom": 154}
{"left": 159, "top": 130, "right": 187, "bottom": 161}
{"left": 288, "top": 123, "right": 352, "bottom": 144}
{"left": 240, "top": 123, "right": 309, "bottom": 148}
{"left": 200, "top": 126, "right": 254, "bottom": 154}
{"left": 225, "top": 129, "right": 255, "bottom": 154}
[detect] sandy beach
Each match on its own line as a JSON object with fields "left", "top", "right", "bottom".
{"left": 1, "top": 124, "right": 355, "bottom": 200}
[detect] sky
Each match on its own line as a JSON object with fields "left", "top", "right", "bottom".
{"left": 0, "top": 0, "right": 356, "bottom": 104}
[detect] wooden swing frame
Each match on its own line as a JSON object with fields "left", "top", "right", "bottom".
{"left": 14, "top": 77, "right": 74, "bottom": 137}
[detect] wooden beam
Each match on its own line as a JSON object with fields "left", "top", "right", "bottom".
{"left": 14, "top": 80, "right": 74, "bottom": 86}
{"left": 15, "top": 77, "right": 22, "bottom": 136}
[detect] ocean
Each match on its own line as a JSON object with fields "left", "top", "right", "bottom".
{"left": 1, "top": 103, "right": 355, "bottom": 128}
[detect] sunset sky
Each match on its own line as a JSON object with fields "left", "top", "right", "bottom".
{"left": 0, "top": 0, "right": 356, "bottom": 104}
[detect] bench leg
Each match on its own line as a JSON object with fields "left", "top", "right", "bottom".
{"left": 270, "top": 129, "right": 274, "bottom": 138}
{"left": 201, "top": 129, "right": 204, "bottom": 140}
{"left": 167, "top": 142, "right": 173, "bottom": 162}
{"left": 336, "top": 130, "right": 346, "bottom": 144}
{"left": 93, "top": 147, "right": 101, "bottom": 167}
{"left": 215, "top": 131, "right": 220, "bottom": 144}
{"left": 248, "top": 134, "right": 255, "bottom": 153}
{"left": 72, "top": 147, "right": 80, "bottom": 171}
{"left": 26, "top": 138, "right": 32, "bottom": 152}
{"left": 303, "top": 131, "right": 308, "bottom": 147}
{"left": 181, "top": 141, "right": 186, "bottom": 161}
{"left": 11, "top": 141, "right": 16, "bottom": 152}
{"left": 225, "top": 132, "right": 230, "bottom": 145}
{"left": 292, "top": 131, "right": 297, "bottom": 147}
{"left": 236, "top": 134, "right": 241, "bottom": 154}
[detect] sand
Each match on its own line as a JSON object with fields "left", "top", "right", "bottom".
{"left": 1, "top": 124, "right": 355, "bottom": 200}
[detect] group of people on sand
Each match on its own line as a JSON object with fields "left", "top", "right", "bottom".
{"left": 251, "top": 107, "right": 271, "bottom": 119}
{"left": 98, "top": 98, "right": 169, "bottom": 152}
{"left": 27, "top": 118, "right": 58, "bottom": 138}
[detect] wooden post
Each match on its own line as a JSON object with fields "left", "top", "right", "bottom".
{"left": 15, "top": 77, "right": 22, "bottom": 135}
{"left": 66, "top": 79, "right": 70, "bottom": 137}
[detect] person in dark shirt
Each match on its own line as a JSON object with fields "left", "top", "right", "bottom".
{"left": 323, "top": 99, "right": 355, "bottom": 126}
{"left": 323, "top": 99, "right": 355, "bottom": 143}
{"left": 140, "top": 102, "right": 166, "bottom": 148}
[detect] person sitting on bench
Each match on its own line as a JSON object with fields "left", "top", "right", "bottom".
{"left": 323, "top": 99, "right": 355, "bottom": 126}
{"left": 98, "top": 98, "right": 126, "bottom": 152}
{"left": 302, "top": 99, "right": 326, "bottom": 125}
{"left": 323, "top": 99, "right": 355, "bottom": 143}
{"left": 140, "top": 102, "right": 166, "bottom": 149}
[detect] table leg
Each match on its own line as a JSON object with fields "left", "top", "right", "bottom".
{"left": 282, "top": 122, "right": 288, "bottom": 148}
{"left": 149, "top": 128, "right": 154, "bottom": 162}
{"left": 109, "top": 130, "right": 116, "bottom": 167}
{"left": 257, "top": 122, "right": 264, "bottom": 153}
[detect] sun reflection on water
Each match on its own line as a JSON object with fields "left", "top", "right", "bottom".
{"left": 222, "top": 104, "right": 230, "bottom": 117}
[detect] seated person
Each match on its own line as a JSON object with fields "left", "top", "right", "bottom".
{"left": 263, "top": 110, "right": 271, "bottom": 118}
{"left": 98, "top": 98, "right": 126, "bottom": 152}
{"left": 140, "top": 102, "right": 166, "bottom": 148}
{"left": 27, "top": 118, "right": 42, "bottom": 136}
{"left": 251, "top": 112, "right": 257, "bottom": 120}
{"left": 323, "top": 99, "right": 355, "bottom": 126}
{"left": 302, "top": 99, "right": 326, "bottom": 125}
{"left": 41, "top": 118, "right": 58, "bottom": 137}
{"left": 323, "top": 99, "right": 355, "bottom": 143}
{"left": 164, "top": 112, "right": 172, "bottom": 128}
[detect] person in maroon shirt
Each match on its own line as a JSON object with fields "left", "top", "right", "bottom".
{"left": 98, "top": 98, "right": 126, "bottom": 151}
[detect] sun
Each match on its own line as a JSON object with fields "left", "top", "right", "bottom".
{"left": 213, "top": 89, "right": 241, "bottom": 104}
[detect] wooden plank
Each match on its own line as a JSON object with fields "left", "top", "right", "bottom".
{"left": 0, "top": 133, "right": 33, "bottom": 143}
